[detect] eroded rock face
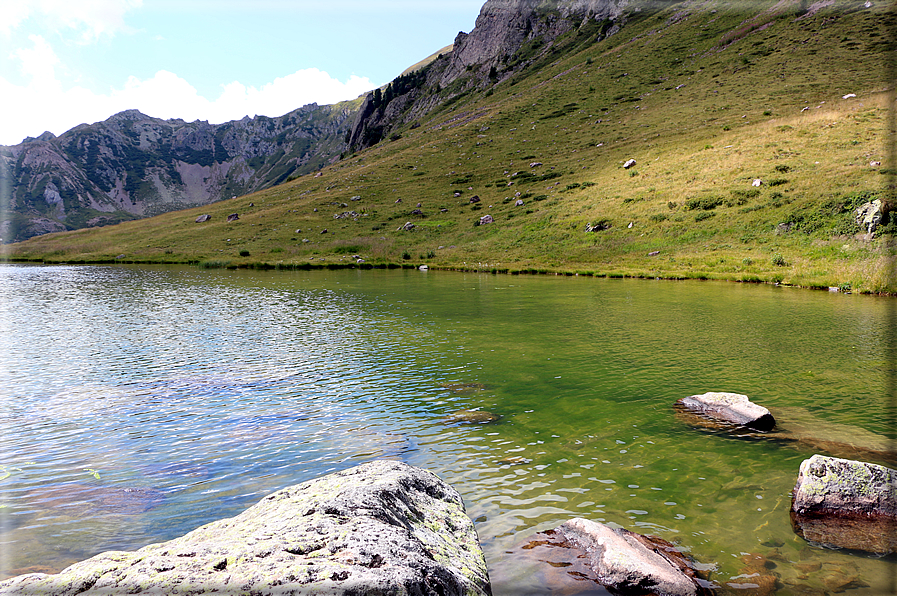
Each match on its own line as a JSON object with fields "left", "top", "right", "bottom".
{"left": 519, "top": 518, "right": 712, "bottom": 596}
{"left": 444, "top": 0, "right": 628, "bottom": 85}
{"left": 0, "top": 460, "right": 492, "bottom": 596}
{"left": 791, "top": 454, "right": 897, "bottom": 554}
{"left": 674, "top": 392, "right": 775, "bottom": 432}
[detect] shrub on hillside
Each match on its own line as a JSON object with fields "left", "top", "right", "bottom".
{"left": 686, "top": 197, "right": 724, "bottom": 210}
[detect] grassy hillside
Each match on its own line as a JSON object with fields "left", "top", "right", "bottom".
{"left": 4, "top": 0, "right": 895, "bottom": 293}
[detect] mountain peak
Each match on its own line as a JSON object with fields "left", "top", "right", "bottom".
{"left": 107, "top": 109, "right": 152, "bottom": 123}
{"left": 22, "top": 131, "right": 57, "bottom": 144}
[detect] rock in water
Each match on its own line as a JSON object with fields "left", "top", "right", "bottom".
{"left": 0, "top": 460, "right": 492, "bottom": 596}
{"left": 791, "top": 454, "right": 897, "bottom": 554}
{"left": 675, "top": 392, "right": 775, "bottom": 431}
{"left": 522, "top": 518, "right": 711, "bottom": 596}
{"left": 443, "top": 410, "right": 500, "bottom": 425}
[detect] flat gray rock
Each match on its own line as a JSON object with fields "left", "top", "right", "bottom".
{"left": 0, "top": 460, "right": 492, "bottom": 595}
{"left": 791, "top": 454, "right": 897, "bottom": 554}
{"left": 544, "top": 518, "right": 710, "bottom": 596}
{"left": 675, "top": 391, "right": 775, "bottom": 431}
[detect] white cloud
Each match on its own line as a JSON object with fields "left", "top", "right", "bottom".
{"left": 0, "top": 41, "right": 374, "bottom": 145}
{"left": 210, "top": 69, "right": 374, "bottom": 122}
{"left": 0, "top": 0, "right": 142, "bottom": 42}
{"left": 13, "top": 35, "right": 61, "bottom": 84}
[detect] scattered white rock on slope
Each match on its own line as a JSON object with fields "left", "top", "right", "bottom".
{"left": 0, "top": 460, "right": 492, "bottom": 596}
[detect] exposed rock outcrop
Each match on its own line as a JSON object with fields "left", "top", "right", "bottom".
{"left": 791, "top": 454, "right": 897, "bottom": 554}
{"left": 0, "top": 460, "right": 492, "bottom": 595}
{"left": 674, "top": 392, "right": 776, "bottom": 432}
{"left": 855, "top": 199, "right": 886, "bottom": 234}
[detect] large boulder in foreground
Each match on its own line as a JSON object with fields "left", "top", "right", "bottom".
{"left": 0, "top": 460, "right": 491, "bottom": 596}
{"left": 791, "top": 454, "right": 897, "bottom": 555}
{"left": 674, "top": 392, "right": 775, "bottom": 432}
{"left": 520, "top": 518, "right": 712, "bottom": 596}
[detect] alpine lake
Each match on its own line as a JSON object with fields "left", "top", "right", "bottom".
{"left": 1, "top": 264, "right": 894, "bottom": 594}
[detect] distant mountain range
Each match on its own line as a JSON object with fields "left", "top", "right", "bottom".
{"left": 0, "top": 0, "right": 641, "bottom": 244}
{"left": 0, "top": 100, "right": 361, "bottom": 243}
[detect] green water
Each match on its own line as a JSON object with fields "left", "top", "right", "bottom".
{"left": 0, "top": 265, "right": 893, "bottom": 594}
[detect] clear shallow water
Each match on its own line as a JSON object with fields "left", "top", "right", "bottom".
{"left": 0, "top": 264, "right": 894, "bottom": 594}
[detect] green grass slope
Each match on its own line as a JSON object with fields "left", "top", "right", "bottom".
{"left": 4, "top": 0, "right": 895, "bottom": 293}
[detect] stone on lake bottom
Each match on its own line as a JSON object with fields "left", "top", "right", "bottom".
{"left": 0, "top": 460, "right": 491, "bottom": 596}
{"left": 443, "top": 410, "right": 500, "bottom": 425}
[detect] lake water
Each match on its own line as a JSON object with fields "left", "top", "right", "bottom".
{"left": 0, "top": 264, "right": 894, "bottom": 594}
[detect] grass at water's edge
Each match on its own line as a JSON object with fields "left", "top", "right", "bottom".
{"left": 3, "top": 252, "right": 894, "bottom": 295}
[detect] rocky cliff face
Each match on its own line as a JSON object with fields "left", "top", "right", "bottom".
{"left": 347, "top": 0, "right": 635, "bottom": 153}
{"left": 441, "top": 0, "right": 630, "bottom": 83}
{"left": 1, "top": 102, "right": 359, "bottom": 243}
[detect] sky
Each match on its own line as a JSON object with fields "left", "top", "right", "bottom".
{"left": 0, "top": 0, "right": 484, "bottom": 146}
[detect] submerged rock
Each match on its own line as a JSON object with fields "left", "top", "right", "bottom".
{"left": 25, "top": 484, "right": 165, "bottom": 518}
{"left": 441, "top": 382, "right": 487, "bottom": 393}
{"left": 0, "top": 460, "right": 491, "bottom": 596}
{"left": 517, "top": 518, "right": 712, "bottom": 596}
{"left": 676, "top": 403, "right": 896, "bottom": 465}
{"left": 767, "top": 406, "right": 896, "bottom": 467}
{"left": 790, "top": 454, "right": 897, "bottom": 554}
{"left": 725, "top": 553, "right": 781, "bottom": 595}
{"left": 675, "top": 392, "right": 775, "bottom": 432}
{"left": 443, "top": 410, "right": 500, "bottom": 425}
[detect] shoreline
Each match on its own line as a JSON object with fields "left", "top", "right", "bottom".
{"left": 1, "top": 256, "right": 892, "bottom": 295}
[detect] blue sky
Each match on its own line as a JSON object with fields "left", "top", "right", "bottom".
{"left": 0, "top": 0, "right": 484, "bottom": 145}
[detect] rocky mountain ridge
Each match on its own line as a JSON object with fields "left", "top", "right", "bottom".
{"left": 347, "top": 0, "right": 638, "bottom": 152}
{"left": 1, "top": 101, "right": 359, "bottom": 243}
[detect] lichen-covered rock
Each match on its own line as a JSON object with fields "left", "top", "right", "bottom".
{"left": 791, "top": 454, "right": 897, "bottom": 554}
{"left": 675, "top": 392, "right": 775, "bottom": 431}
{"left": 855, "top": 199, "right": 883, "bottom": 233}
{"left": 0, "top": 460, "right": 492, "bottom": 595}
